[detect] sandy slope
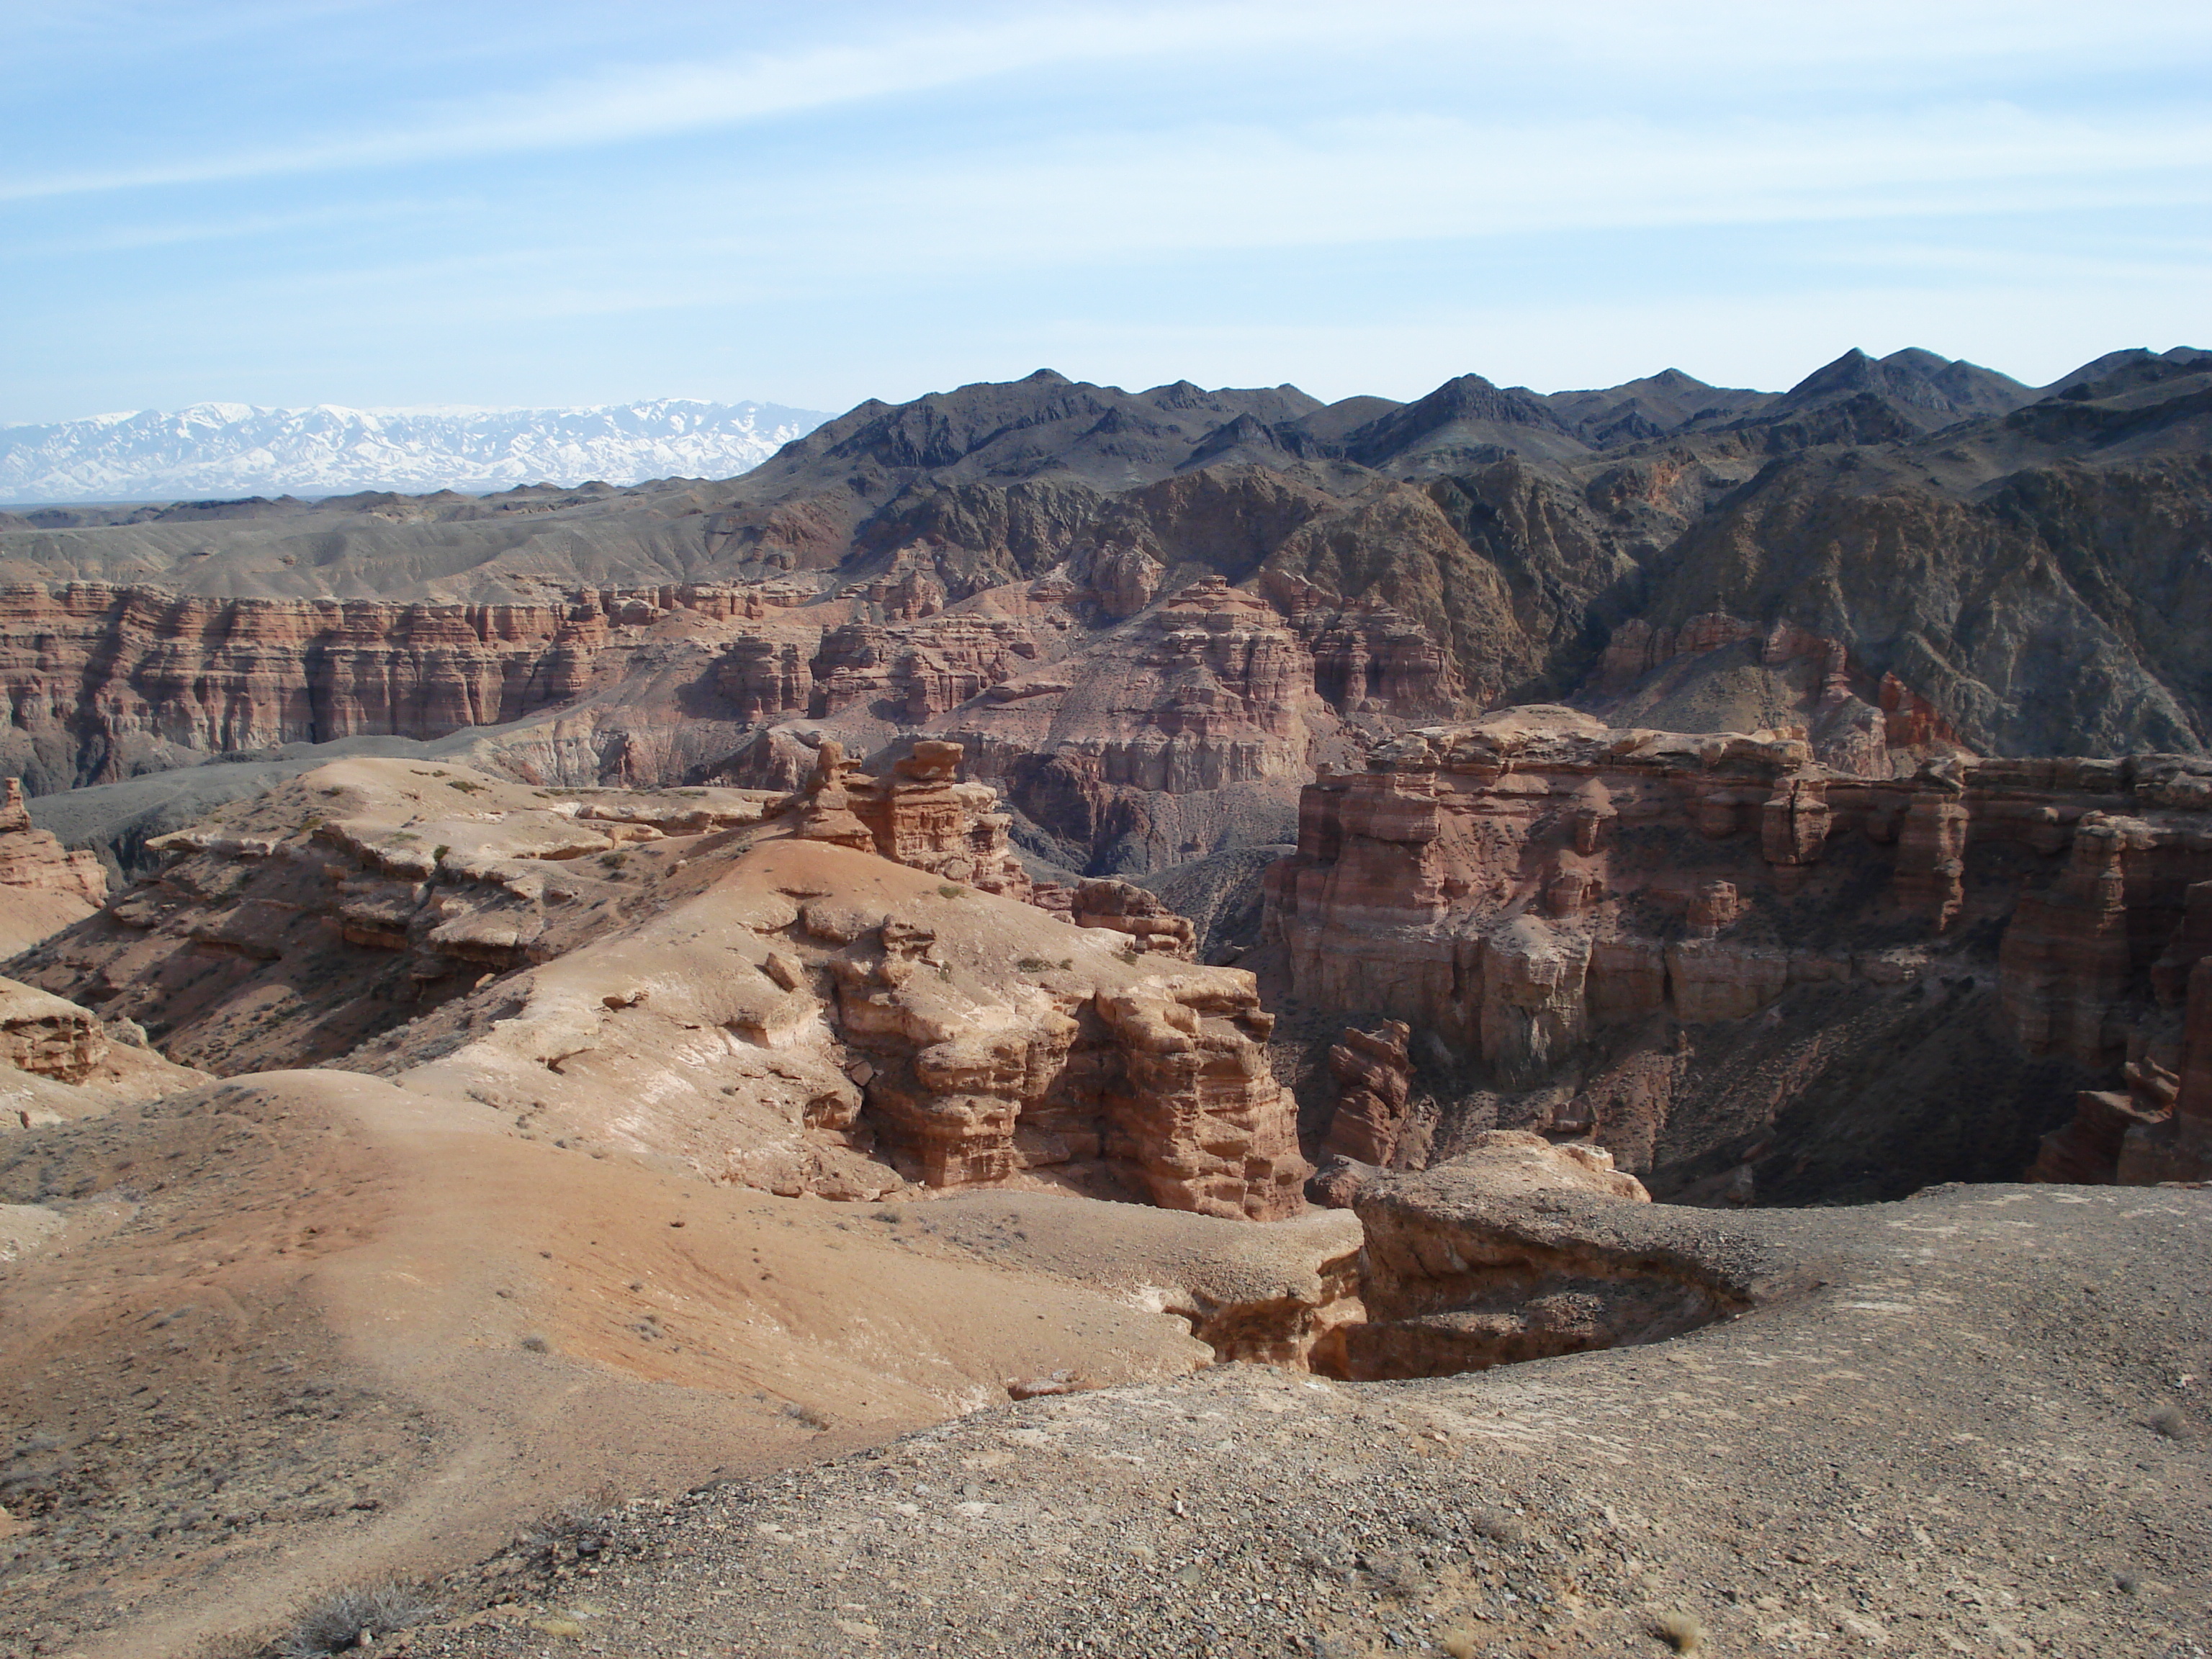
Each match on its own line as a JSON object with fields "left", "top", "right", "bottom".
{"left": 0, "top": 1063, "right": 1354, "bottom": 1658}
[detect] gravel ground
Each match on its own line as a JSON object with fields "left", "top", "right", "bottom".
{"left": 390, "top": 1182, "right": 2212, "bottom": 1659}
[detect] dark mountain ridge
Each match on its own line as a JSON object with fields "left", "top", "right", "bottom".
{"left": 0, "top": 345, "right": 2206, "bottom": 783}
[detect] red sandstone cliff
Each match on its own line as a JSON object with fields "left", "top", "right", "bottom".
{"left": 1264, "top": 709, "right": 2212, "bottom": 1192}
{"left": 11, "top": 751, "right": 1308, "bottom": 1218}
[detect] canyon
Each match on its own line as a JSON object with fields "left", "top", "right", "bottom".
{"left": 0, "top": 346, "right": 2205, "bottom": 1658}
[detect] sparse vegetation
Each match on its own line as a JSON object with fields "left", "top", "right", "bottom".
{"left": 1653, "top": 1611, "right": 1707, "bottom": 1654}
{"left": 518, "top": 1333, "right": 549, "bottom": 1353}
{"left": 273, "top": 1581, "right": 438, "bottom": 1656}
{"left": 432, "top": 844, "right": 451, "bottom": 863}
{"left": 937, "top": 884, "right": 966, "bottom": 899}
{"left": 600, "top": 852, "right": 628, "bottom": 870}
{"left": 1016, "top": 957, "right": 1053, "bottom": 974}
{"left": 780, "top": 1401, "right": 832, "bottom": 1431}
{"left": 448, "top": 779, "right": 486, "bottom": 793}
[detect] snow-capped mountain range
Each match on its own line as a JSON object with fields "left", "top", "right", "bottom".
{"left": 0, "top": 399, "right": 832, "bottom": 503}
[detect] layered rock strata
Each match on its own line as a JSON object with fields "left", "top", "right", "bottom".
{"left": 1060, "top": 878, "right": 1198, "bottom": 958}
{"left": 790, "top": 737, "right": 1030, "bottom": 897}
{"left": 0, "top": 972, "right": 210, "bottom": 1127}
{"left": 1265, "top": 707, "right": 2212, "bottom": 1190}
{"left": 12, "top": 758, "right": 1309, "bottom": 1216}
{"left": 0, "top": 567, "right": 1429, "bottom": 888}
{"left": 0, "top": 779, "right": 106, "bottom": 907}
{"left": 2031, "top": 878, "right": 2212, "bottom": 1184}
{"left": 1319, "top": 1020, "right": 1415, "bottom": 1166}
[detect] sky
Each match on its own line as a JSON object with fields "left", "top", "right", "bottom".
{"left": 1, "top": 0, "right": 2208, "bottom": 423}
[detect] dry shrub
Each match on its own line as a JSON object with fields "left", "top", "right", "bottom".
{"left": 275, "top": 1582, "right": 437, "bottom": 1656}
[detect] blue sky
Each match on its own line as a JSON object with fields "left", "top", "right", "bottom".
{"left": 2, "top": 1, "right": 2208, "bottom": 422}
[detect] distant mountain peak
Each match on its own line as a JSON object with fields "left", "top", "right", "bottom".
{"left": 1783, "top": 349, "right": 2031, "bottom": 420}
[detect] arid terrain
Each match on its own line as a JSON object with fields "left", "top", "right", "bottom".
{"left": 0, "top": 352, "right": 2206, "bottom": 1658}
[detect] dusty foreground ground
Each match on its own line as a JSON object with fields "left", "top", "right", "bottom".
{"left": 400, "top": 1184, "right": 2212, "bottom": 1659}
{"left": 0, "top": 1069, "right": 1354, "bottom": 1659}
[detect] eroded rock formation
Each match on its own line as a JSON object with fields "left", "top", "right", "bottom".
{"left": 1308, "top": 1130, "right": 1748, "bottom": 1380}
{"left": 12, "top": 757, "right": 1308, "bottom": 1217}
{"left": 1320, "top": 1020, "right": 1414, "bottom": 1166}
{"left": 2032, "top": 877, "right": 2212, "bottom": 1184}
{"left": 791, "top": 737, "right": 1031, "bottom": 897}
{"left": 1266, "top": 709, "right": 2212, "bottom": 1195}
{"left": 0, "top": 779, "right": 105, "bottom": 907}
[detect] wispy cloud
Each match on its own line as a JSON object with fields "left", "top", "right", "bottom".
{"left": 3, "top": 0, "right": 2208, "bottom": 418}
{"left": 6, "top": 1, "right": 2209, "bottom": 202}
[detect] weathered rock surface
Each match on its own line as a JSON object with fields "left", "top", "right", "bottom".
{"left": 1266, "top": 711, "right": 2212, "bottom": 1196}
{"left": 1321, "top": 1018, "right": 1414, "bottom": 1166}
{"left": 2033, "top": 875, "right": 2212, "bottom": 1184}
{"left": 4, "top": 349, "right": 2209, "bottom": 899}
{"left": 0, "top": 776, "right": 108, "bottom": 955}
{"left": 0, "top": 972, "right": 210, "bottom": 1133}
{"left": 11, "top": 757, "right": 1308, "bottom": 1217}
{"left": 397, "top": 1180, "right": 2212, "bottom": 1659}
{"left": 1317, "top": 1130, "right": 1732, "bottom": 1380}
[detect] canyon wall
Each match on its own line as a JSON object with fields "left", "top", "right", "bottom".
{"left": 1265, "top": 706, "right": 2212, "bottom": 1194}
{"left": 0, "top": 571, "right": 1448, "bottom": 884}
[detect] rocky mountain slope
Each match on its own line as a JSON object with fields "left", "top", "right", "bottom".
{"left": 0, "top": 346, "right": 2201, "bottom": 859}
{"left": 0, "top": 345, "right": 2206, "bottom": 1659}
{"left": 0, "top": 399, "right": 829, "bottom": 504}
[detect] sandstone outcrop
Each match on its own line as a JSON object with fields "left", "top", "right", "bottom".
{"left": 1319, "top": 1019, "right": 1414, "bottom": 1165}
{"left": 1265, "top": 711, "right": 2212, "bottom": 1194}
{"left": 367, "top": 832, "right": 1308, "bottom": 1218}
{"left": 0, "top": 976, "right": 109, "bottom": 1084}
{"left": 1061, "top": 878, "right": 1197, "bottom": 958}
{"left": 0, "top": 972, "right": 210, "bottom": 1127}
{"left": 2031, "top": 876, "right": 2212, "bottom": 1184}
{"left": 1308, "top": 1130, "right": 1737, "bottom": 1380}
{"left": 12, "top": 759, "right": 1308, "bottom": 1216}
{"left": 0, "top": 776, "right": 108, "bottom": 953}
{"left": 790, "top": 737, "right": 1031, "bottom": 897}
{"left": 0, "top": 779, "right": 106, "bottom": 907}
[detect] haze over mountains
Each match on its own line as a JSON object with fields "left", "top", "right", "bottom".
{"left": 1, "top": 342, "right": 2209, "bottom": 796}
{"left": 0, "top": 398, "right": 832, "bottom": 505}
{"left": 0, "top": 346, "right": 2084, "bottom": 507}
